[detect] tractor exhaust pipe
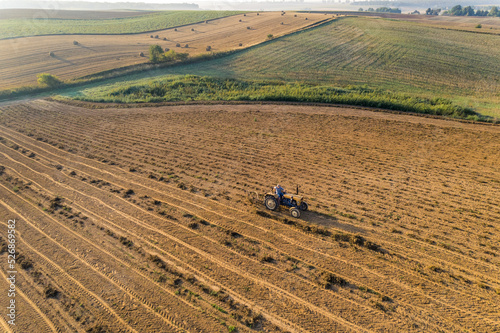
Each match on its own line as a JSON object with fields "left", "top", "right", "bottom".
{"left": 296, "top": 185, "right": 299, "bottom": 195}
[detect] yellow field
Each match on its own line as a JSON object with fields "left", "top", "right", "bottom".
{"left": 0, "top": 12, "right": 330, "bottom": 89}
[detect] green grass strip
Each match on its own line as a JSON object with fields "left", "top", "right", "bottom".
{"left": 0, "top": 11, "right": 244, "bottom": 39}
{"left": 71, "top": 75, "right": 483, "bottom": 120}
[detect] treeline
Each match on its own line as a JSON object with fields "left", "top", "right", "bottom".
{"left": 427, "top": 5, "right": 500, "bottom": 16}
{"left": 358, "top": 7, "right": 401, "bottom": 13}
{"left": 447, "top": 5, "right": 499, "bottom": 16}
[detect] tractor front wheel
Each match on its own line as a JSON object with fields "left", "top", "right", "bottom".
{"left": 265, "top": 196, "right": 278, "bottom": 211}
{"left": 290, "top": 207, "right": 301, "bottom": 218}
{"left": 299, "top": 202, "right": 308, "bottom": 211}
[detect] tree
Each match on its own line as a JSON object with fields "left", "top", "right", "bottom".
{"left": 488, "top": 6, "right": 499, "bottom": 17}
{"left": 149, "top": 44, "right": 165, "bottom": 63}
{"left": 463, "top": 6, "right": 475, "bottom": 16}
{"left": 36, "top": 73, "right": 62, "bottom": 87}
{"left": 375, "top": 7, "right": 401, "bottom": 13}
{"left": 426, "top": 8, "right": 441, "bottom": 15}
{"left": 450, "top": 5, "right": 463, "bottom": 16}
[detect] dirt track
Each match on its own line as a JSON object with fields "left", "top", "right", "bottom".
{"left": 0, "top": 12, "right": 329, "bottom": 89}
{"left": 0, "top": 101, "right": 499, "bottom": 332}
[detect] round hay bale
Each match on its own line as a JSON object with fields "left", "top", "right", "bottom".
{"left": 150, "top": 35, "right": 154, "bottom": 38}
{"left": 239, "top": 43, "right": 243, "bottom": 46}
{"left": 164, "top": 47, "right": 170, "bottom": 52}
{"left": 176, "top": 43, "right": 181, "bottom": 47}
{"left": 305, "top": 17, "right": 308, "bottom": 20}
{"left": 155, "top": 35, "right": 159, "bottom": 38}
{"left": 239, "top": 19, "right": 242, "bottom": 22}
{"left": 73, "top": 40, "right": 78, "bottom": 45}
{"left": 163, "top": 37, "right": 167, "bottom": 41}
{"left": 49, "top": 51, "right": 55, "bottom": 57}
{"left": 174, "top": 28, "right": 177, "bottom": 31}
{"left": 247, "top": 26, "right": 251, "bottom": 30}
{"left": 184, "top": 44, "right": 189, "bottom": 48}
{"left": 243, "top": 14, "right": 246, "bottom": 16}
{"left": 206, "top": 46, "right": 211, "bottom": 51}
{"left": 139, "top": 52, "right": 144, "bottom": 57}
{"left": 294, "top": 14, "right": 297, "bottom": 17}
{"left": 191, "top": 28, "right": 194, "bottom": 31}
{"left": 281, "top": 22, "right": 284, "bottom": 25}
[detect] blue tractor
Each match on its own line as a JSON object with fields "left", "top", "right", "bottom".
{"left": 264, "top": 185, "right": 308, "bottom": 218}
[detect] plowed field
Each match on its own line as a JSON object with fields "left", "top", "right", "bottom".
{"left": 0, "top": 100, "right": 499, "bottom": 332}
{"left": 0, "top": 12, "right": 329, "bottom": 89}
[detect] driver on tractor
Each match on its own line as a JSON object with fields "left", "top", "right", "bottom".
{"left": 274, "top": 184, "right": 285, "bottom": 205}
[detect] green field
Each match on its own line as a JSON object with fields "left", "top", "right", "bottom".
{"left": 112, "top": 16, "right": 497, "bottom": 117}
{"left": 0, "top": 11, "right": 243, "bottom": 39}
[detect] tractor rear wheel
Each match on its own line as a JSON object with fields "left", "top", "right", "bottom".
{"left": 299, "top": 202, "right": 308, "bottom": 211}
{"left": 290, "top": 207, "right": 301, "bottom": 218}
{"left": 265, "top": 196, "right": 278, "bottom": 211}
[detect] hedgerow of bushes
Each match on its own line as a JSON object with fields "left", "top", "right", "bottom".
{"left": 77, "top": 75, "right": 479, "bottom": 119}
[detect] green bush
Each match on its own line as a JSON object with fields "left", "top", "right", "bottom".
{"left": 36, "top": 73, "right": 63, "bottom": 87}
{"left": 149, "top": 46, "right": 189, "bottom": 64}
{"left": 164, "top": 50, "right": 189, "bottom": 62}
{"left": 149, "top": 44, "right": 165, "bottom": 63}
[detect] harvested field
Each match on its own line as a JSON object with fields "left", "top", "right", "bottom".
{"left": 324, "top": 12, "right": 500, "bottom": 34}
{"left": 0, "top": 100, "right": 499, "bottom": 332}
{"left": 393, "top": 14, "right": 500, "bottom": 34}
{"left": 155, "top": 16, "right": 500, "bottom": 117}
{"left": 0, "top": 12, "right": 329, "bottom": 89}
